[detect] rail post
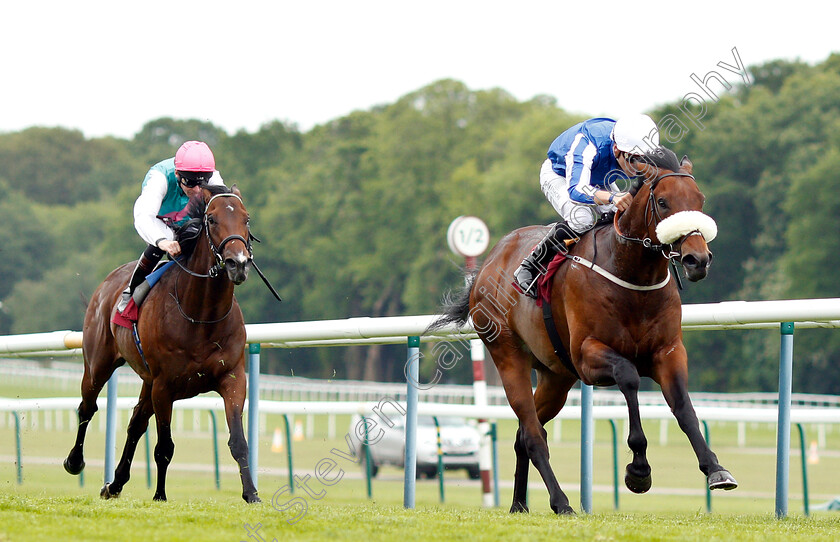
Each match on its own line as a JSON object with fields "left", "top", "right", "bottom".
{"left": 775, "top": 322, "right": 794, "bottom": 518}
{"left": 13, "top": 411, "right": 22, "bottom": 484}
{"left": 432, "top": 415, "right": 445, "bottom": 503}
{"left": 104, "top": 372, "right": 118, "bottom": 484}
{"left": 208, "top": 410, "right": 220, "bottom": 490}
{"left": 490, "top": 422, "right": 500, "bottom": 508}
{"left": 404, "top": 335, "right": 420, "bottom": 509}
{"left": 607, "top": 419, "right": 619, "bottom": 510}
{"left": 796, "top": 423, "right": 810, "bottom": 516}
{"left": 580, "top": 383, "right": 594, "bottom": 514}
{"left": 248, "top": 343, "right": 261, "bottom": 490}
{"left": 702, "top": 420, "right": 712, "bottom": 513}
{"left": 282, "top": 413, "right": 294, "bottom": 493}
{"left": 144, "top": 430, "right": 151, "bottom": 488}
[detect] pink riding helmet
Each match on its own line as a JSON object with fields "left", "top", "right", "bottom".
{"left": 174, "top": 141, "right": 216, "bottom": 172}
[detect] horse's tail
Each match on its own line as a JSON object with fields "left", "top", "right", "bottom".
{"left": 426, "top": 271, "right": 476, "bottom": 333}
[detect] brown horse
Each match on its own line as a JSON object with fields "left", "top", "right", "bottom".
{"left": 64, "top": 184, "right": 260, "bottom": 503}
{"left": 431, "top": 147, "right": 736, "bottom": 514}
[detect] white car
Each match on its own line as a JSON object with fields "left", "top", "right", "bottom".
{"left": 349, "top": 413, "right": 481, "bottom": 479}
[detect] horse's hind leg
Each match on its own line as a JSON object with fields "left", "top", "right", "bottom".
{"left": 64, "top": 354, "right": 121, "bottom": 476}
{"left": 654, "top": 348, "right": 737, "bottom": 490}
{"left": 496, "top": 351, "right": 573, "bottom": 515}
{"left": 101, "top": 381, "right": 154, "bottom": 499}
{"left": 510, "top": 367, "right": 577, "bottom": 513}
{"left": 510, "top": 424, "right": 531, "bottom": 512}
{"left": 218, "top": 368, "right": 260, "bottom": 503}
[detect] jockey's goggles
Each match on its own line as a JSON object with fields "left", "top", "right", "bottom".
{"left": 178, "top": 171, "right": 211, "bottom": 188}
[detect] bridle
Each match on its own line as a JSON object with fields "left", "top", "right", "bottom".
{"left": 205, "top": 194, "right": 254, "bottom": 278}
{"left": 171, "top": 193, "right": 254, "bottom": 280}
{"left": 613, "top": 172, "right": 697, "bottom": 261}
{"left": 170, "top": 192, "right": 282, "bottom": 307}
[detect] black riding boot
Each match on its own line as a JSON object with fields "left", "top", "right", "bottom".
{"left": 513, "top": 220, "right": 577, "bottom": 298}
{"left": 117, "top": 244, "right": 164, "bottom": 312}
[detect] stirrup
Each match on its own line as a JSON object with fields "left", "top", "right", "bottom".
{"left": 513, "top": 266, "right": 539, "bottom": 299}
{"left": 116, "top": 289, "right": 131, "bottom": 313}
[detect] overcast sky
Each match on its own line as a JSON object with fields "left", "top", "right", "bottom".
{"left": 2, "top": 1, "right": 837, "bottom": 140}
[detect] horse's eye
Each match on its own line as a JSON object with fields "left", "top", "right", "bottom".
{"left": 207, "top": 215, "right": 216, "bottom": 225}
{"left": 657, "top": 198, "right": 667, "bottom": 209}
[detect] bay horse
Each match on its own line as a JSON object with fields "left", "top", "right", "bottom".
{"left": 430, "top": 147, "right": 737, "bottom": 514}
{"left": 64, "top": 184, "right": 260, "bottom": 503}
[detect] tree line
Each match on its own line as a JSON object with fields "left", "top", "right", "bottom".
{"left": 1, "top": 54, "right": 839, "bottom": 394}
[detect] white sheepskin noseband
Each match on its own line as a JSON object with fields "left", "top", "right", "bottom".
{"left": 655, "top": 211, "right": 718, "bottom": 244}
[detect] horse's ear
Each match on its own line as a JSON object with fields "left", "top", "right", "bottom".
{"left": 680, "top": 155, "right": 693, "bottom": 174}
{"left": 231, "top": 184, "right": 242, "bottom": 200}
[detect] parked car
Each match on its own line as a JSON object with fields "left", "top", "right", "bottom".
{"left": 349, "top": 413, "right": 481, "bottom": 479}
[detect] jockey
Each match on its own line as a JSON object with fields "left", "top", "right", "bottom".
{"left": 513, "top": 114, "right": 660, "bottom": 298}
{"left": 117, "top": 141, "right": 225, "bottom": 313}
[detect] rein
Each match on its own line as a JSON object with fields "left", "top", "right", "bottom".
{"left": 170, "top": 193, "right": 282, "bottom": 308}
{"left": 580, "top": 171, "right": 710, "bottom": 291}
{"left": 170, "top": 271, "right": 235, "bottom": 324}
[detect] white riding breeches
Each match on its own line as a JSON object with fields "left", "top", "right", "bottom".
{"left": 539, "top": 159, "right": 615, "bottom": 233}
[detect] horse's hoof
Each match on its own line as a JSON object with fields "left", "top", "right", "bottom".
{"left": 153, "top": 493, "right": 167, "bottom": 502}
{"left": 708, "top": 469, "right": 738, "bottom": 491}
{"left": 555, "top": 505, "right": 576, "bottom": 516}
{"left": 243, "top": 493, "right": 261, "bottom": 504}
{"left": 625, "top": 467, "right": 652, "bottom": 494}
{"left": 63, "top": 457, "right": 85, "bottom": 475}
{"left": 100, "top": 483, "right": 120, "bottom": 499}
{"left": 509, "top": 502, "right": 529, "bottom": 513}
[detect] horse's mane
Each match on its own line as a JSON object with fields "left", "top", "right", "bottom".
{"left": 184, "top": 184, "right": 233, "bottom": 219}
{"left": 635, "top": 146, "right": 682, "bottom": 174}
{"left": 176, "top": 185, "right": 233, "bottom": 258}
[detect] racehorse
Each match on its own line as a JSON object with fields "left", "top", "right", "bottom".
{"left": 430, "top": 147, "right": 737, "bottom": 514}
{"left": 64, "top": 184, "right": 261, "bottom": 503}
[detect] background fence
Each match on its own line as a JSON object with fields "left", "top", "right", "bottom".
{"left": 2, "top": 297, "right": 840, "bottom": 517}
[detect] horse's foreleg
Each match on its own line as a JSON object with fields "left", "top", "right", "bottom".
{"left": 582, "top": 339, "right": 651, "bottom": 493}
{"left": 151, "top": 387, "right": 175, "bottom": 502}
{"left": 497, "top": 357, "right": 573, "bottom": 515}
{"left": 654, "top": 347, "right": 738, "bottom": 491}
{"left": 101, "top": 382, "right": 154, "bottom": 499}
{"left": 219, "top": 371, "right": 260, "bottom": 503}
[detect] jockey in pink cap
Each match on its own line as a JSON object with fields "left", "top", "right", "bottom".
{"left": 117, "top": 141, "right": 225, "bottom": 313}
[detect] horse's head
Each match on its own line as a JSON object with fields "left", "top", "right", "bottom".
{"left": 201, "top": 185, "right": 252, "bottom": 285}
{"left": 624, "top": 149, "right": 717, "bottom": 282}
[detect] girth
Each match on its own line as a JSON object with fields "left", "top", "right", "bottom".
{"left": 541, "top": 300, "right": 579, "bottom": 379}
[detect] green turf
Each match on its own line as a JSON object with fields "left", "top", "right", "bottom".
{"left": 2, "top": 380, "right": 840, "bottom": 540}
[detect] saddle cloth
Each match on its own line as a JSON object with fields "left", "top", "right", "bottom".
{"left": 112, "top": 261, "right": 175, "bottom": 329}
{"left": 535, "top": 253, "right": 568, "bottom": 308}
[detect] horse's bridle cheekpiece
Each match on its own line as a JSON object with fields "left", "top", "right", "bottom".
{"left": 204, "top": 193, "right": 253, "bottom": 279}
{"left": 171, "top": 192, "right": 282, "bottom": 303}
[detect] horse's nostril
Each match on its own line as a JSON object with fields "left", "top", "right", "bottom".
{"left": 682, "top": 254, "right": 699, "bottom": 268}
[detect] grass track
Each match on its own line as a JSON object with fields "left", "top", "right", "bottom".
{"left": 2, "top": 485, "right": 840, "bottom": 542}
{"left": 3, "top": 379, "right": 840, "bottom": 540}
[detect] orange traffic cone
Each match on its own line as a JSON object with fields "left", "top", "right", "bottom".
{"left": 292, "top": 420, "right": 305, "bottom": 442}
{"left": 808, "top": 441, "right": 819, "bottom": 465}
{"left": 271, "top": 427, "right": 284, "bottom": 453}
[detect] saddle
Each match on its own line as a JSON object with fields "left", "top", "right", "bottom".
{"left": 112, "top": 261, "right": 175, "bottom": 329}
